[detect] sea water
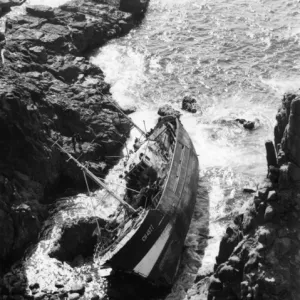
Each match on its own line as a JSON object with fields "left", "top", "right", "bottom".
{"left": 6, "top": 0, "right": 300, "bottom": 299}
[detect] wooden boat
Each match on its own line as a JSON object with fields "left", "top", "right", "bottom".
{"left": 95, "top": 115, "right": 199, "bottom": 286}
{"left": 55, "top": 114, "right": 199, "bottom": 286}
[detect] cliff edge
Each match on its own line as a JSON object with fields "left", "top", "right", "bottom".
{"left": 207, "top": 93, "right": 300, "bottom": 300}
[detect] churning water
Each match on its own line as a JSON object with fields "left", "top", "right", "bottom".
{"left": 90, "top": 0, "right": 300, "bottom": 297}
{"left": 6, "top": 0, "right": 300, "bottom": 299}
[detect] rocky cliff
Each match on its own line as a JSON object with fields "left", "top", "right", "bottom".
{"left": 0, "top": 0, "right": 148, "bottom": 273}
{"left": 207, "top": 93, "right": 300, "bottom": 300}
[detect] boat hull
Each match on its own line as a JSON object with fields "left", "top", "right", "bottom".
{"left": 100, "top": 117, "right": 199, "bottom": 285}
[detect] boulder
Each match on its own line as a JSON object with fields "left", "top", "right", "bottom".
{"left": 215, "top": 226, "right": 243, "bottom": 265}
{"left": 157, "top": 104, "right": 181, "bottom": 118}
{"left": 243, "top": 121, "right": 255, "bottom": 130}
{"left": 119, "top": 0, "right": 149, "bottom": 14}
{"left": 264, "top": 204, "right": 275, "bottom": 222}
{"left": 217, "top": 264, "right": 241, "bottom": 283}
{"left": 68, "top": 293, "right": 81, "bottom": 300}
{"left": 235, "top": 118, "right": 255, "bottom": 130}
{"left": 181, "top": 95, "right": 197, "bottom": 113}
{"left": 257, "top": 226, "right": 276, "bottom": 247}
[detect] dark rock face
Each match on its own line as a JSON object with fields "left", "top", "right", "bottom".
{"left": 120, "top": 0, "right": 149, "bottom": 14}
{"left": 0, "top": 0, "right": 147, "bottom": 269}
{"left": 235, "top": 118, "right": 255, "bottom": 130}
{"left": 49, "top": 217, "right": 106, "bottom": 262}
{"left": 208, "top": 93, "right": 300, "bottom": 300}
{"left": 181, "top": 95, "right": 197, "bottom": 113}
{"left": 0, "top": 0, "right": 25, "bottom": 9}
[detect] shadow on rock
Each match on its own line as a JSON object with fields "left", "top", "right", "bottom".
{"left": 0, "top": 260, "right": 29, "bottom": 298}
{"left": 106, "top": 272, "right": 170, "bottom": 300}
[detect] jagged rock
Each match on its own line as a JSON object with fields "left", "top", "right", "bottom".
{"left": 119, "top": 0, "right": 149, "bottom": 14}
{"left": 0, "top": 0, "right": 146, "bottom": 269}
{"left": 267, "top": 190, "right": 277, "bottom": 202}
{"left": 288, "top": 162, "right": 300, "bottom": 182}
{"left": 243, "top": 121, "right": 255, "bottom": 130}
{"left": 265, "top": 140, "right": 277, "bottom": 168}
{"left": 206, "top": 93, "right": 300, "bottom": 300}
{"left": 70, "top": 283, "right": 85, "bottom": 295}
{"left": 0, "top": 0, "right": 25, "bottom": 9}
{"left": 264, "top": 204, "right": 275, "bottom": 222}
{"left": 26, "top": 5, "right": 55, "bottom": 19}
{"left": 215, "top": 226, "right": 243, "bottom": 265}
{"left": 0, "top": 209, "right": 14, "bottom": 260}
{"left": 268, "top": 165, "right": 279, "bottom": 183}
{"left": 257, "top": 226, "right": 276, "bottom": 246}
{"left": 235, "top": 118, "right": 255, "bottom": 130}
{"left": 280, "top": 95, "right": 300, "bottom": 166}
{"left": 49, "top": 217, "right": 106, "bottom": 262}
{"left": 55, "top": 282, "right": 64, "bottom": 288}
{"left": 33, "top": 292, "right": 46, "bottom": 300}
{"left": 181, "top": 95, "right": 197, "bottom": 113}
{"left": 217, "top": 265, "right": 241, "bottom": 283}
{"left": 243, "top": 186, "right": 256, "bottom": 193}
{"left": 157, "top": 104, "right": 181, "bottom": 118}
{"left": 29, "top": 283, "right": 40, "bottom": 290}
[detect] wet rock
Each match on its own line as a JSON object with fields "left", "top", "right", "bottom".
{"left": 235, "top": 118, "right": 255, "bottom": 130}
{"left": 29, "top": 283, "right": 40, "bottom": 290}
{"left": 243, "top": 121, "right": 255, "bottom": 130}
{"left": 49, "top": 217, "right": 105, "bottom": 262}
{"left": 119, "top": 0, "right": 149, "bottom": 14}
{"left": 243, "top": 186, "right": 256, "bottom": 193}
{"left": 265, "top": 140, "right": 277, "bottom": 168}
{"left": 257, "top": 226, "right": 276, "bottom": 247}
{"left": 217, "top": 264, "right": 241, "bottom": 283}
{"left": 208, "top": 275, "right": 223, "bottom": 293}
{"left": 181, "top": 95, "right": 197, "bottom": 113}
{"left": 267, "top": 190, "right": 277, "bottom": 202}
{"left": 33, "top": 292, "right": 46, "bottom": 300}
{"left": 26, "top": 5, "right": 54, "bottom": 19}
{"left": 55, "top": 282, "right": 64, "bottom": 288}
{"left": 216, "top": 226, "right": 242, "bottom": 265}
{"left": 268, "top": 165, "right": 279, "bottom": 183}
{"left": 242, "top": 213, "right": 256, "bottom": 233}
{"left": 68, "top": 293, "right": 81, "bottom": 300}
{"left": 235, "top": 118, "right": 246, "bottom": 124}
{"left": 157, "top": 104, "right": 181, "bottom": 118}
{"left": 69, "top": 283, "right": 85, "bottom": 295}
{"left": 264, "top": 204, "right": 275, "bottom": 222}
{"left": 0, "top": 0, "right": 25, "bottom": 9}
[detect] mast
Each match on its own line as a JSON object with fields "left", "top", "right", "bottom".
{"left": 105, "top": 97, "right": 146, "bottom": 137}
{"left": 53, "top": 141, "right": 136, "bottom": 213}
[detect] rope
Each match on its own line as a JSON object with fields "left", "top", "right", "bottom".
{"left": 82, "top": 170, "right": 102, "bottom": 236}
